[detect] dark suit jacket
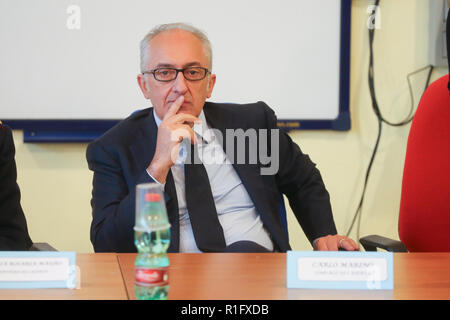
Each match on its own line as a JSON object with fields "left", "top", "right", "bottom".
{"left": 0, "top": 123, "right": 33, "bottom": 250}
{"left": 86, "top": 101, "right": 337, "bottom": 253}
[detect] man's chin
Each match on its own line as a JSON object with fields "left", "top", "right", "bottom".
{"left": 176, "top": 106, "right": 198, "bottom": 117}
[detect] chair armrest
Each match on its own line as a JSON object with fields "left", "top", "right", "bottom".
{"left": 360, "top": 235, "right": 407, "bottom": 252}
{"left": 29, "top": 243, "right": 58, "bottom": 251}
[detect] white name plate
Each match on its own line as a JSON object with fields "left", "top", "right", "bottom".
{"left": 287, "top": 251, "right": 393, "bottom": 290}
{"left": 0, "top": 252, "right": 76, "bottom": 289}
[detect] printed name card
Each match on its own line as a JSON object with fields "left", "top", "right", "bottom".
{"left": 0, "top": 252, "right": 76, "bottom": 289}
{"left": 287, "top": 251, "right": 393, "bottom": 290}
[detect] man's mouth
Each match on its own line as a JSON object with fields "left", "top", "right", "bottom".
{"left": 168, "top": 99, "right": 190, "bottom": 106}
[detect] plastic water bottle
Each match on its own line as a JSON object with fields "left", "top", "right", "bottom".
{"left": 134, "top": 183, "right": 171, "bottom": 300}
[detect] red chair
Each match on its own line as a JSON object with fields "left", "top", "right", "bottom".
{"left": 360, "top": 74, "right": 450, "bottom": 252}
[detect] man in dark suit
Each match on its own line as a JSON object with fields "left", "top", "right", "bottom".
{"left": 0, "top": 122, "right": 33, "bottom": 250}
{"left": 86, "top": 23, "right": 359, "bottom": 253}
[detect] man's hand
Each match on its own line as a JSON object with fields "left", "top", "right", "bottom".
{"left": 314, "top": 235, "right": 360, "bottom": 251}
{"left": 147, "top": 96, "right": 200, "bottom": 183}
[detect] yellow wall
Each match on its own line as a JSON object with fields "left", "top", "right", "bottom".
{"left": 11, "top": 0, "right": 448, "bottom": 252}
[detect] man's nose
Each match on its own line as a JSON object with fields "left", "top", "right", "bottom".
{"left": 172, "top": 70, "right": 188, "bottom": 94}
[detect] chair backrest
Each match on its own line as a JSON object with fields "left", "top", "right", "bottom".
{"left": 398, "top": 74, "right": 450, "bottom": 252}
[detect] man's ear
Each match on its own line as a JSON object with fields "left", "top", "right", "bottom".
{"left": 137, "top": 74, "right": 150, "bottom": 99}
{"left": 206, "top": 73, "right": 216, "bottom": 98}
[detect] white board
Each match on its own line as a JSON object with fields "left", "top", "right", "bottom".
{"left": 0, "top": 0, "right": 344, "bottom": 121}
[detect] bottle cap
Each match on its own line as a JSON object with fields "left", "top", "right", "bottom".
{"left": 145, "top": 193, "right": 161, "bottom": 202}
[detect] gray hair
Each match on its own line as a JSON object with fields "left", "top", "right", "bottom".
{"left": 140, "top": 22, "right": 213, "bottom": 72}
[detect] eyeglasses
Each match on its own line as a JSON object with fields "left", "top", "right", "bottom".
{"left": 142, "top": 67, "right": 210, "bottom": 82}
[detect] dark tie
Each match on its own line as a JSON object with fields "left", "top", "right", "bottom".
{"left": 164, "top": 171, "right": 179, "bottom": 253}
{"left": 184, "top": 141, "right": 226, "bottom": 252}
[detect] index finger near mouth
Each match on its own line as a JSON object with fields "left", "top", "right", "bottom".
{"left": 172, "top": 113, "right": 201, "bottom": 125}
{"left": 164, "top": 96, "right": 185, "bottom": 120}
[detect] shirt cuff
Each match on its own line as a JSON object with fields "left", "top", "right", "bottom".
{"left": 313, "top": 238, "right": 319, "bottom": 250}
{"left": 146, "top": 169, "right": 166, "bottom": 187}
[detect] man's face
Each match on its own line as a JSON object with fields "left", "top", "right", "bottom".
{"left": 137, "top": 29, "right": 216, "bottom": 119}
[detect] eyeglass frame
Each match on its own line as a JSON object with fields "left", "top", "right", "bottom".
{"left": 142, "top": 67, "right": 211, "bottom": 82}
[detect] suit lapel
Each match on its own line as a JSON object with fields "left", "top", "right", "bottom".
{"left": 203, "top": 102, "right": 234, "bottom": 155}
